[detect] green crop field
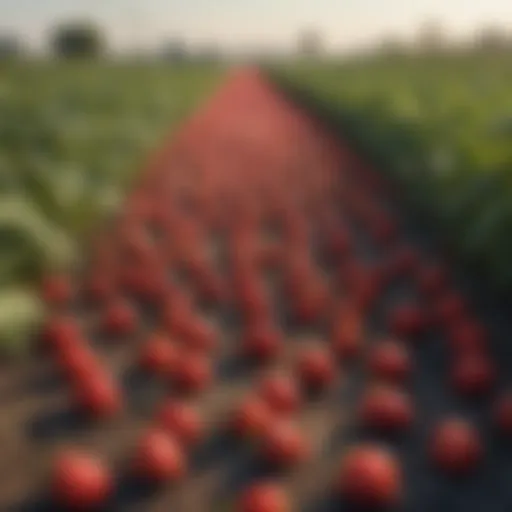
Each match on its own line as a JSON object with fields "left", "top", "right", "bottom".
{"left": 0, "top": 61, "right": 225, "bottom": 354}
{"left": 272, "top": 53, "right": 512, "bottom": 292}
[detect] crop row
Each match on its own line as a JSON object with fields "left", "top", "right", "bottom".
{"left": 0, "top": 62, "right": 225, "bottom": 354}
{"left": 270, "top": 54, "right": 512, "bottom": 294}
{"left": 34, "top": 69, "right": 512, "bottom": 511}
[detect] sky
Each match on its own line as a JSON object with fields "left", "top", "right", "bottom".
{"left": 1, "top": 0, "right": 512, "bottom": 53}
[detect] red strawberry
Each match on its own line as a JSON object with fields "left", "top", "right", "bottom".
{"left": 430, "top": 418, "right": 482, "bottom": 475}
{"left": 331, "top": 308, "right": 363, "bottom": 359}
{"left": 42, "top": 274, "right": 73, "bottom": 306}
{"left": 435, "top": 292, "right": 467, "bottom": 326}
{"left": 387, "top": 246, "right": 419, "bottom": 277}
{"left": 292, "top": 279, "right": 329, "bottom": 324}
{"left": 336, "top": 444, "right": 402, "bottom": 508}
{"left": 230, "top": 395, "right": 273, "bottom": 440}
{"left": 181, "top": 317, "right": 218, "bottom": 354}
{"left": 389, "top": 303, "right": 427, "bottom": 338}
{"left": 132, "top": 429, "right": 186, "bottom": 483}
{"left": 447, "top": 320, "right": 488, "bottom": 355}
{"left": 492, "top": 392, "right": 512, "bottom": 436}
{"left": 258, "top": 373, "right": 301, "bottom": 415}
{"left": 102, "top": 299, "right": 137, "bottom": 337}
{"left": 260, "top": 420, "right": 310, "bottom": 468}
{"left": 296, "top": 347, "right": 336, "bottom": 391}
{"left": 73, "top": 371, "right": 122, "bottom": 420}
{"left": 139, "top": 334, "right": 179, "bottom": 375}
{"left": 450, "top": 354, "right": 495, "bottom": 398}
{"left": 42, "top": 316, "right": 83, "bottom": 352}
{"left": 157, "top": 400, "right": 203, "bottom": 448}
{"left": 416, "top": 263, "right": 447, "bottom": 297}
{"left": 85, "top": 273, "right": 114, "bottom": 302}
{"left": 358, "top": 386, "right": 414, "bottom": 433}
{"left": 242, "top": 322, "right": 283, "bottom": 364}
{"left": 172, "top": 352, "right": 212, "bottom": 395}
{"left": 368, "top": 340, "right": 411, "bottom": 384}
{"left": 51, "top": 449, "right": 112, "bottom": 509}
{"left": 57, "top": 343, "right": 102, "bottom": 384}
{"left": 237, "top": 481, "right": 290, "bottom": 512}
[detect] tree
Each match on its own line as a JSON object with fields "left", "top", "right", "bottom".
{"left": 162, "top": 38, "right": 187, "bottom": 62}
{"left": 51, "top": 21, "right": 106, "bottom": 58}
{"left": 297, "top": 28, "right": 324, "bottom": 57}
{"left": 475, "top": 25, "right": 510, "bottom": 52}
{"left": 378, "top": 35, "right": 408, "bottom": 57}
{"left": 416, "top": 19, "right": 447, "bottom": 53}
{"left": 195, "top": 43, "right": 222, "bottom": 63}
{"left": 0, "top": 34, "right": 23, "bottom": 60}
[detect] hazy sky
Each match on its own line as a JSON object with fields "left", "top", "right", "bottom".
{"left": 1, "top": 0, "right": 511, "bottom": 52}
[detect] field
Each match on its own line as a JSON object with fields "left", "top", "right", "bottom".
{"left": 0, "top": 61, "right": 225, "bottom": 354}
{"left": 0, "top": 61, "right": 511, "bottom": 511}
{"left": 272, "top": 53, "right": 512, "bottom": 292}
{"left": 2, "top": 67, "right": 511, "bottom": 512}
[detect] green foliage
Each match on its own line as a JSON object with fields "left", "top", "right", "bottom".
{"left": 0, "top": 61, "right": 225, "bottom": 355}
{"left": 0, "top": 288, "right": 45, "bottom": 356}
{"left": 51, "top": 21, "right": 106, "bottom": 59}
{"left": 272, "top": 53, "right": 512, "bottom": 291}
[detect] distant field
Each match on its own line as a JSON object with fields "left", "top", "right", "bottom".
{"left": 0, "top": 61, "right": 225, "bottom": 353}
{"left": 273, "top": 53, "right": 512, "bottom": 290}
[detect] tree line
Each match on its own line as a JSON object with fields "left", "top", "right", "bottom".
{"left": 1, "top": 19, "right": 511, "bottom": 61}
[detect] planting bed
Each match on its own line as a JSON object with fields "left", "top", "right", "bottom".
{"left": 0, "top": 68, "right": 511, "bottom": 511}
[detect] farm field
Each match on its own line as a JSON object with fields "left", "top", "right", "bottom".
{"left": 0, "top": 67, "right": 511, "bottom": 512}
{"left": 271, "top": 53, "right": 512, "bottom": 292}
{"left": 0, "top": 61, "right": 226, "bottom": 354}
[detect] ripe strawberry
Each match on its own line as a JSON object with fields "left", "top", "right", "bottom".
{"left": 139, "top": 334, "right": 179, "bottom": 375}
{"left": 102, "top": 299, "right": 137, "bottom": 337}
{"left": 389, "top": 303, "right": 427, "bottom": 338}
{"left": 447, "top": 320, "right": 488, "bottom": 355}
{"left": 450, "top": 354, "right": 495, "bottom": 398}
{"left": 336, "top": 444, "right": 402, "bottom": 508}
{"left": 156, "top": 400, "right": 203, "bottom": 448}
{"left": 42, "top": 274, "right": 73, "bottom": 306}
{"left": 434, "top": 292, "right": 467, "bottom": 326}
{"left": 73, "top": 371, "right": 122, "bottom": 420}
{"left": 331, "top": 308, "right": 363, "bottom": 359}
{"left": 132, "top": 429, "right": 186, "bottom": 483}
{"left": 387, "top": 246, "right": 419, "bottom": 277}
{"left": 430, "top": 418, "right": 482, "bottom": 475}
{"left": 237, "top": 481, "right": 290, "bottom": 512}
{"left": 416, "top": 263, "right": 447, "bottom": 297}
{"left": 242, "top": 322, "right": 283, "bottom": 364}
{"left": 42, "top": 315, "right": 83, "bottom": 352}
{"left": 358, "top": 386, "right": 414, "bottom": 433}
{"left": 172, "top": 352, "right": 212, "bottom": 395}
{"left": 367, "top": 340, "right": 411, "bottom": 384}
{"left": 57, "top": 343, "right": 102, "bottom": 384}
{"left": 180, "top": 317, "right": 218, "bottom": 354}
{"left": 51, "top": 449, "right": 112, "bottom": 509}
{"left": 258, "top": 373, "right": 301, "bottom": 416}
{"left": 84, "top": 273, "right": 114, "bottom": 302}
{"left": 229, "top": 395, "right": 273, "bottom": 440}
{"left": 260, "top": 420, "right": 310, "bottom": 468}
{"left": 296, "top": 347, "right": 336, "bottom": 391}
{"left": 492, "top": 392, "right": 512, "bottom": 436}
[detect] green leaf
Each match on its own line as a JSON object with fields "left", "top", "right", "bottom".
{"left": 0, "top": 288, "right": 45, "bottom": 356}
{"left": 0, "top": 195, "right": 77, "bottom": 272}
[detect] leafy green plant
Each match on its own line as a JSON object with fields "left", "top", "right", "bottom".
{"left": 271, "top": 54, "right": 512, "bottom": 292}
{"left": 0, "top": 61, "right": 225, "bottom": 355}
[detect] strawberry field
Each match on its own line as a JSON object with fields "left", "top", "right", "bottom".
{"left": 0, "top": 64, "right": 511, "bottom": 511}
